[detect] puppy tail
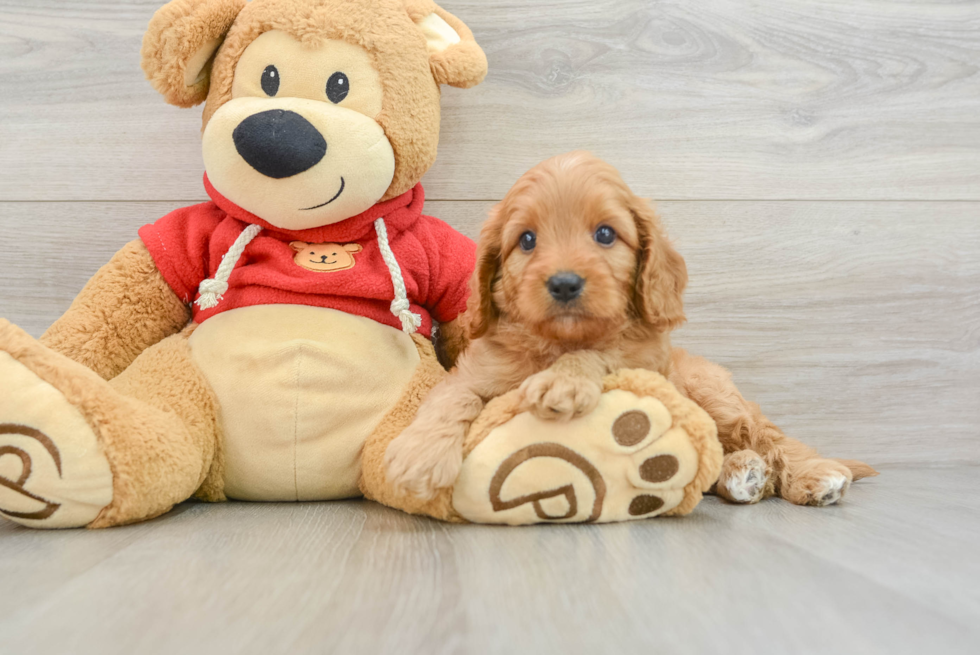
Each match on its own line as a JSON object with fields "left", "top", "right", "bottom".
{"left": 834, "top": 458, "right": 880, "bottom": 481}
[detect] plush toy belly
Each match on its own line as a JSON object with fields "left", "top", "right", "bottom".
{"left": 189, "top": 305, "right": 420, "bottom": 501}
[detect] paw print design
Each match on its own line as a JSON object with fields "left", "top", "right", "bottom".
{"left": 452, "top": 381, "right": 719, "bottom": 525}
{"left": 0, "top": 351, "right": 114, "bottom": 529}
{"left": 0, "top": 424, "right": 62, "bottom": 521}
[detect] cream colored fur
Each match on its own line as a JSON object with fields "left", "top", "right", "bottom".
{"left": 189, "top": 305, "right": 420, "bottom": 501}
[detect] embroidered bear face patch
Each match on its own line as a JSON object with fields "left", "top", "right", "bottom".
{"left": 289, "top": 241, "right": 362, "bottom": 272}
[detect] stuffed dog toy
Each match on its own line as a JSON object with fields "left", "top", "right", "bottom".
{"left": 0, "top": 0, "right": 722, "bottom": 529}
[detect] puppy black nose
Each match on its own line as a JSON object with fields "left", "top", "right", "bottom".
{"left": 232, "top": 110, "right": 327, "bottom": 179}
{"left": 547, "top": 273, "right": 585, "bottom": 303}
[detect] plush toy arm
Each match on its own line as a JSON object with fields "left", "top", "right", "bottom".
{"left": 39, "top": 239, "right": 191, "bottom": 380}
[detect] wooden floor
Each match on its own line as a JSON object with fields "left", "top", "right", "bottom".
{"left": 1, "top": 0, "right": 979, "bottom": 651}
{"left": 0, "top": 466, "right": 977, "bottom": 655}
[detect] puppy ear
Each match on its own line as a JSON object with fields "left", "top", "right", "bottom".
{"left": 631, "top": 197, "right": 688, "bottom": 331}
{"left": 141, "top": 0, "right": 246, "bottom": 108}
{"left": 405, "top": 0, "right": 488, "bottom": 89}
{"left": 464, "top": 205, "right": 504, "bottom": 340}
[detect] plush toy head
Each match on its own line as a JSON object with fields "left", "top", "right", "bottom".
{"left": 142, "top": 0, "right": 487, "bottom": 231}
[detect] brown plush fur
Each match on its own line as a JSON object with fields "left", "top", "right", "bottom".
{"left": 404, "top": 0, "right": 488, "bottom": 88}
{"left": 386, "top": 152, "right": 877, "bottom": 505}
{"left": 142, "top": 0, "right": 247, "bottom": 108}
{"left": 0, "top": 321, "right": 222, "bottom": 528}
{"left": 142, "top": 0, "right": 487, "bottom": 201}
{"left": 39, "top": 241, "right": 191, "bottom": 381}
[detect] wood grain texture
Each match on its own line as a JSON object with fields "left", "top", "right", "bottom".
{"left": 1, "top": 1, "right": 977, "bottom": 650}
{"left": 0, "top": 1, "right": 978, "bottom": 201}
{"left": 1, "top": 200, "right": 977, "bottom": 465}
{"left": 1, "top": 466, "right": 978, "bottom": 655}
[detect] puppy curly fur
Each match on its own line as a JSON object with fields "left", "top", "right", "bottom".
{"left": 386, "top": 152, "right": 877, "bottom": 505}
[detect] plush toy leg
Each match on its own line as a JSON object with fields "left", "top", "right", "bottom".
{"left": 0, "top": 320, "right": 220, "bottom": 529}
{"left": 364, "top": 363, "right": 723, "bottom": 525}
{"left": 450, "top": 370, "right": 723, "bottom": 525}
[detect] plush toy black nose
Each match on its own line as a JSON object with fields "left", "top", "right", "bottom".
{"left": 547, "top": 273, "right": 585, "bottom": 303}
{"left": 232, "top": 110, "right": 327, "bottom": 179}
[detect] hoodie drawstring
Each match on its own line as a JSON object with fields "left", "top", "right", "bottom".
{"left": 374, "top": 217, "right": 421, "bottom": 334}
{"left": 196, "top": 224, "right": 263, "bottom": 310}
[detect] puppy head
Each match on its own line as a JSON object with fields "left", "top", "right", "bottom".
{"left": 466, "top": 152, "right": 687, "bottom": 342}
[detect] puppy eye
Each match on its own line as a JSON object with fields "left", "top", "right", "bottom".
{"left": 326, "top": 72, "right": 350, "bottom": 103}
{"left": 594, "top": 225, "right": 617, "bottom": 246}
{"left": 519, "top": 231, "right": 537, "bottom": 252}
{"left": 261, "top": 65, "right": 280, "bottom": 97}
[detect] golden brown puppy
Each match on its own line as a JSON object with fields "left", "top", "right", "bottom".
{"left": 385, "top": 152, "right": 877, "bottom": 505}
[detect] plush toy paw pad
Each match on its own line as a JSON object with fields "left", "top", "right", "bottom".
{"left": 0, "top": 353, "right": 112, "bottom": 529}
{"left": 452, "top": 389, "right": 702, "bottom": 524}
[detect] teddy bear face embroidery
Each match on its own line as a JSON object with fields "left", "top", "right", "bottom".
{"left": 289, "top": 241, "right": 362, "bottom": 272}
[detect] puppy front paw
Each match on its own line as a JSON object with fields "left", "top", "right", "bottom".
{"left": 384, "top": 425, "right": 464, "bottom": 501}
{"left": 519, "top": 370, "right": 602, "bottom": 421}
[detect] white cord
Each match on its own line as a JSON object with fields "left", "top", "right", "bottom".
{"left": 194, "top": 219, "right": 419, "bottom": 333}
{"left": 374, "top": 217, "right": 421, "bottom": 334}
{"left": 195, "top": 224, "right": 263, "bottom": 310}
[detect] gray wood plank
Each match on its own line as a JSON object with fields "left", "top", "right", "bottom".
{"left": 0, "top": 1, "right": 978, "bottom": 202}
{"left": 2, "top": 199, "right": 976, "bottom": 464}
{"left": 737, "top": 464, "right": 980, "bottom": 626}
{"left": 0, "top": 467, "right": 978, "bottom": 655}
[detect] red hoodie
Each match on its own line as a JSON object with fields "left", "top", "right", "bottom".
{"left": 138, "top": 177, "right": 476, "bottom": 338}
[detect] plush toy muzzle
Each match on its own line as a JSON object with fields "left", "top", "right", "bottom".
{"left": 232, "top": 109, "right": 328, "bottom": 180}
{"left": 203, "top": 94, "right": 396, "bottom": 230}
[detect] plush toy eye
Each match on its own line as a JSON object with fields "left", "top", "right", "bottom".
{"left": 594, "top": 225, "right": 617, "bottom": 246}
{"left": 326, "top": 72, "right": 350, "bottom": 104}
{"left": 261, "top": 65, "right": 280, "bottom": 97}
{"left": 519, "top": 231, "right": 536, "bottom": 252}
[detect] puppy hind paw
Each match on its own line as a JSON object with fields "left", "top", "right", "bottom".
{"left": 782, "top": 459, "right": 853, "bottom": 507}
{"left": 716, "top": 451, "right": 771, "bottom": 505}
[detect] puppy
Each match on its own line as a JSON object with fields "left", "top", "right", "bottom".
{"left": 386, "top": 152, "right": 877, "bottom": 505}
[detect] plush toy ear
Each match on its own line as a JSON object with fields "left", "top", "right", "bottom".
{"left": 141, "top": 0, "right": 246, "bottom": 108}
{"left": 289, "top": 241, "right": 308, "bottom": 253}
{"left": 405, "top": 0, "right": 488, "bottom": 89}
{"left": 344, "top": 244, "right": 364, "bottom": 254}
